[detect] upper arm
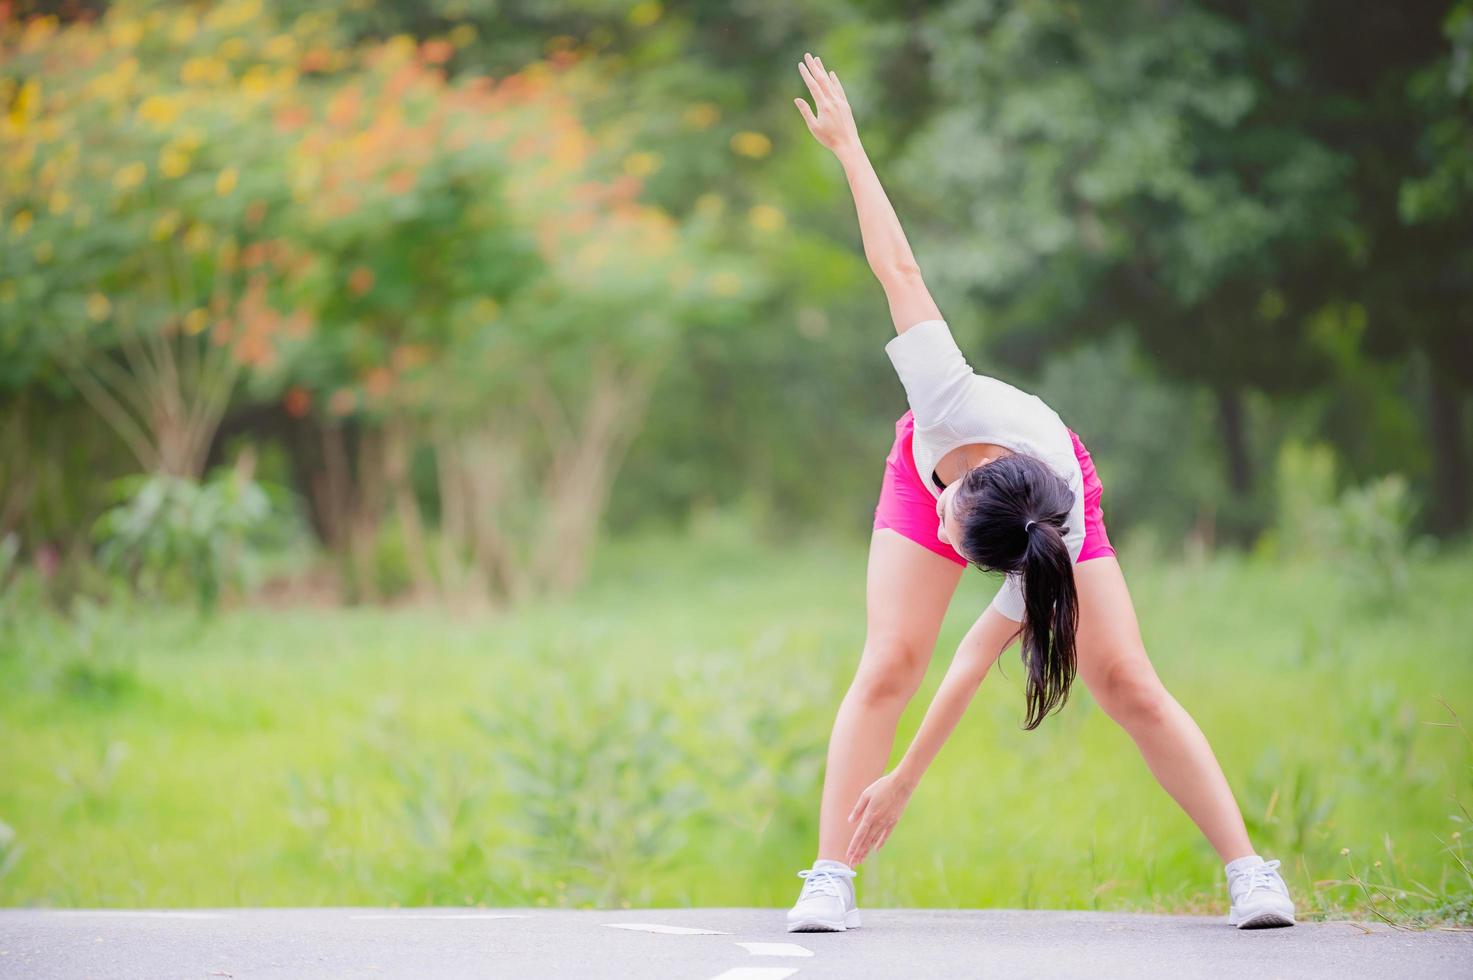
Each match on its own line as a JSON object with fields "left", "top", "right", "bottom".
{"left": 884, "top": 318, "right": 975, "bottom": 429}
{"left": 954, "top": 604, "right": 1021, "bottom": 678}
{"left": 880, "top": 265, "right": 943, "bottom": 336}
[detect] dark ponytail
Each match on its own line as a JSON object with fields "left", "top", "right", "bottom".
{"left": 1017, "top": 517, "right": 1078, "bottom": 730}
{"left": 954, "top": 454, "right": 1080, "bottom": 731}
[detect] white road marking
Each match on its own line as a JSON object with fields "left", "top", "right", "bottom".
{"left": 735, "top": 942, "right": 814, "bottom": 957}
{"left": 603, "top": 922, "right": 732, "bottom": 935}
{"left": 349, "top": 913, "right": 528, "bottom": 920}
{"left": 705, "top": 969, "right": 800, "bottom": 980}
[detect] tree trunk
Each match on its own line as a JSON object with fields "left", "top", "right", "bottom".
{"left": 1215, "top": 386, "right": 1253, "bottom": 498}
{"left": 1427, "top": 371, "right": 1470, "bottom": 535}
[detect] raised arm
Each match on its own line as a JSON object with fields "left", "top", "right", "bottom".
{"left": 794, "top": 52, "right": 942, "bottom": 335}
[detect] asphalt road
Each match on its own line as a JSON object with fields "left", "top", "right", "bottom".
{"left": 2, "top": 907, "right": 1469, "bottom": 979}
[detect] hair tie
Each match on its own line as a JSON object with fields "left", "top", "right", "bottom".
{"left": 1024, "top": 520, "right": 1036, "bottom": 533}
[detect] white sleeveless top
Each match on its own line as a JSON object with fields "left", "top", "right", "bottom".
{"left": 884, "top": 319, "right": 1086, "bottom": 622}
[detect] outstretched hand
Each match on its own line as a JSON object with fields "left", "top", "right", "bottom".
{"left": 794, "top": 52, "right": 859, "bottom": 155}
{"left": 845, "top": 769, "right": 915, "bottom": 866}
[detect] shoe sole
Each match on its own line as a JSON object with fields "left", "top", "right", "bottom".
{"left": 1229, "top": 908, "right": 1296, "bottom": 929}
{"left": 787, "top": 909, "right": 862, "bottom": 933}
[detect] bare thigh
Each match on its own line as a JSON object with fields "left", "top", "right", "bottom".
{"left": 852, "top": 529, "right": 965, "bottom": 696}
{"left": 1072, "top": 556, "right": 1161, "bottom": 695}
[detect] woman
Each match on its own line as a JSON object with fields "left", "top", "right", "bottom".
{"left": 785, "top": 53, "right": 1296, "bottom": 933}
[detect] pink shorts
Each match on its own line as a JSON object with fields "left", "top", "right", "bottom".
{"left": 872, "top": 410, "right": 1115, "bottom": 566}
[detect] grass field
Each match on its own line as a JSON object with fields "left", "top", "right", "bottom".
{"left": 2, "top": 525, "right": 1471, "bottom": 922}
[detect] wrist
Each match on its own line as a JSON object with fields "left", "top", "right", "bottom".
{"left": 892, "top": 758, "right": 922, "bottom": 792}
{"left": 833, "top": 138, "right": 867, "bottom": 169}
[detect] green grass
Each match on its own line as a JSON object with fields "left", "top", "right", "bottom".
{"left": 1, "top": 525, "right": 1471, "bottom": 922}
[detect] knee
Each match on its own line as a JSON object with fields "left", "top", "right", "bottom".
{"left": 1092, "top": 657, "right": 1172, "bottom": 728}
{"left": 850, "top": 634, "right": 929, "bottom": 707}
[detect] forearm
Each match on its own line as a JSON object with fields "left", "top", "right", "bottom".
{"left": 837, "top": 145, "right": 919, "bottom": 278}
{"left": 795, "top": 52, "right": 940, "bottom": 331}
{"left": 892, "top": 650, "right": 990, "bottom": 789}
{"left": 893, "top": 611, "right": 1014, "bottom": 789}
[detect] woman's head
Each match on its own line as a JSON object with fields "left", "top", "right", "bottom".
{"left": 936, "top": 453, "right": 1080, "bottom": 731}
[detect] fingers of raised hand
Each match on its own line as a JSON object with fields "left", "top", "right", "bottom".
{"left": 797, "top": 59, "right": 826, "bottom": 105}
{"left": 806, "top": 53, "right": 837, "bottom": 101}
{"left": 828, "top": 69, "right": 845, "bottom": 100}
{"left": 793, "top": 97, "right": 817, "bottom": 129}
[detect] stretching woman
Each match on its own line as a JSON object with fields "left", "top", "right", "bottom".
{"left": 785, "top": 53, "right": 1296, "bottom": 933}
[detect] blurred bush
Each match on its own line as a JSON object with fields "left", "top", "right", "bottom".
{"left": 1272, "top": 441, "right": 1419, "bottom": 605}
{"left": 92, "top": 462, "right": 276, "bottom": 609}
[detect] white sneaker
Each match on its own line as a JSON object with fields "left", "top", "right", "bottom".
{"left": 786, "top": 863, "right": 860, "bottom": 932}
{"left": 1226, "top": 858, "right": 1296, "bottom": 928}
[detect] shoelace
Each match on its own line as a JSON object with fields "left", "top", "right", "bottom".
{"left": 1231, "top": 859, "right": 1283, "bottom": 898}
{"left": 796, "top": 866, "right": 857, "bottom": 899}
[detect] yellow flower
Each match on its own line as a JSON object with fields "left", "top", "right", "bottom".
{"left": 730, "top": 131, "right": 772, "bottom": 158}
{"left": 218, "top": 38, "right": 249, "bottom": 61}
{"left": 206, "top": 0, "right": 262, "bottom": 33}
{"left": 114, "top": 161, "right": 147, "bottom": 191}
{"left": 472, "top": 297, "right": 500, "bottom": 321}
{"left": 448, "top": 24, "right": 478, "bottom": 48}
{"left": 151, "top": 210, "right": 181, "bottom": 241}
{"left": 216, "top": 167, "right": 239, "bottom": 196}
{"left": 159, "top": 146, "right": 191, "bottom": 179}
{"left": 182, "top": 308, "right": 210, "bottom": 335}
{"left": 181, "top": 56, "right": 229, "bottom": 86}
{"left": 385, "top": 34, "right": 417, "bottom": 63}
{"left": 748, "top": 204, "right": 786, "bottom": 232}
{"left": 10, "top": 210, "right": 33, "bottom": 236}
{"left": 8, "top": 80, "right": 39, "bottom": 130}
{"left": 241, "top": 65, "right": 276, "bottom": 96}
{"left": 48, "top": 191, "right": 70, "bottom": 215}
{"left": 138, "top": 95, "right": 182, "bottom": 127}
{"left": 622, "top": 152, "right": 661, "bottom": 178}
{"left": 87, "top": 293, "right": 112, "bottom": 322}
{"left": 264, "top": 34, "right": 298, "bottom": 61}
{"left": 628, "top": 1, "right": 662, "bottom": 27}
{"left": 682, "top": 103, "right": 720, "bottom": 130}
{"left": 183, "top": 223, "right": 213, "bottom": 253}
{"left": 109, "top": 18, "right": 145, "bottom": 48}
{"left": 171, "top": 12, "right": 198, "bottom": 43}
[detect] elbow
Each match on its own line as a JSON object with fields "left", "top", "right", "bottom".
{"left": 876, "top": 258, "right": 924, "bottom": 286}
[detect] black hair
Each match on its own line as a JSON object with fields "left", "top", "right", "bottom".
{"left": 951, "top": 453, "right": 1079, "bottom": 731}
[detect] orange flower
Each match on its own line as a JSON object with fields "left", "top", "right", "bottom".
{"left": 364, "top": 366, "right": 393, "bottom": 397}
{"left": 348, "top": 265, "right": 374, "bottom": 296}
{"left": 300, "top": 48, "right": 333, "bottom": 73}
{"left": 421, "top": 39, "right": 454, "bottom": 65}
{"left": 274, "top": 105, "right": 311, "bottom": 132}
{"left": 385, "top": 169, "right": 416, "bottom": 195}
{"left": 283, "top": 386, "right": 312, "bottom": 418}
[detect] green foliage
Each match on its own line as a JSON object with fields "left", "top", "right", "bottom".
{"left": 1272, "top": 441, "right": 1419, "bottom": 605}
{"left": 0, "top": 535, "right": 1470, "bottom": 920}
{"left": 92, "top": 467, "right": 276, "bottom": 609}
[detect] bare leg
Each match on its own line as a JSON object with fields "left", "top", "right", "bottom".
{"left": 815, "top": 529, "right": 964, "bottom": 862}
{"left": 1073, "top": 557, "right": 1254, "bottom": 861}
